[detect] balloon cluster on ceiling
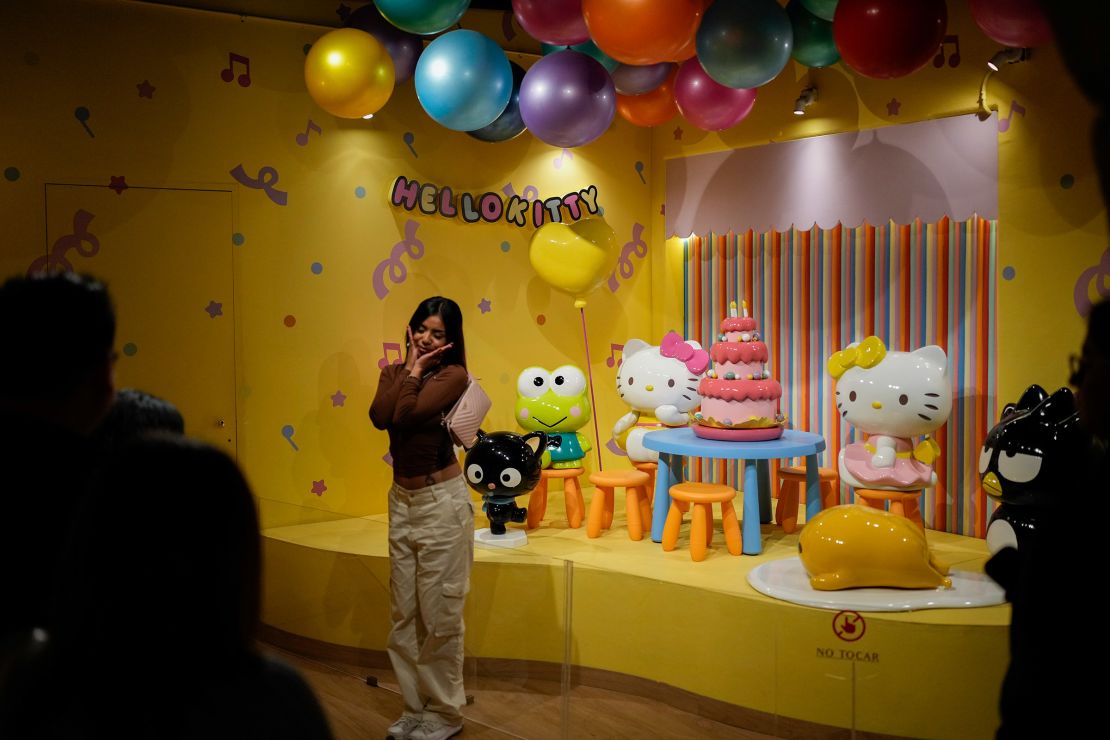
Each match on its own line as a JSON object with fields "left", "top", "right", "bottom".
{"left": 303, "top": 0, "right": 1053, "bottom": 148}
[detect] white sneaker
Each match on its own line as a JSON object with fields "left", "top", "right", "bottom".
{"left": 386, "top": 714, "right": 423, "bottom": 740}
{"left": 408, "top": 717, "right": 463, "bottom": 740}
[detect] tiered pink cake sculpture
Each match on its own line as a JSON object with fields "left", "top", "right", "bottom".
{"left": 692, "top": 300, "right": 786, "bottom": 441}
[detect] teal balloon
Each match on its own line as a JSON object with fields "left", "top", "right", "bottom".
{"left": 541, "top": 39, "right": 619, "bottom": 73}
{"left": 787, "top": 0, "right": 840, "bottom": 68}
{"left": 415, "top": 30, "right": 512, "bottom": 131}
{"left": 697, "top": 0, "right": 793, "bottom": 89}
{"left": 801, "top": 0, "right": 838, "bottom": 22}
{"left": 374, "top": 0, "right": 470, "bottom": 36}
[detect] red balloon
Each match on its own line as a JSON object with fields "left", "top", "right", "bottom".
{"left": 616, "top": 70, "right": 678, "bottom": 127}
{"left": 512, "top": 0, "right": 590, "bottom": 46}
{"left": 833, "top": 0, "right": 947, "bottom": 79}
{"left": 673, "top": 59, "right": 757, "bottom": 132}
{"left": 969, "top": 0, "right": 1052, "bottom": 48}
{"left": 583, "top": 0, "right": 704, "bottom": 65}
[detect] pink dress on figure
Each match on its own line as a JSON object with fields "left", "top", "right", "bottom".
{"left": 841, "top": 437, "right": 933, "bottom": 489}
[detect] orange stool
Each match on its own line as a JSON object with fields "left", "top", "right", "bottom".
{"left": 527, "top": 468, "right": 585, "bottom": 530}
{"left": 587, "top": 470, "right": 652, "bottom": 540}
{"left": 855, "top": 488, "right": 925, "bottom": 531}
{"left": 662, "top": 482, "right": 742, "bottom": 561}
{"left": 632, "top": 461, "right": 657, "bottom": 505}
{"left": 775, "top": 466, "right": 839, "bottom": 534}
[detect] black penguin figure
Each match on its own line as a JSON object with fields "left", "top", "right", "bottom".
{"left": 980, "top": 385, "right": 1088, "bottom": 553}
{"left": 463, "top": 430, "right": 547, "bottom": 535}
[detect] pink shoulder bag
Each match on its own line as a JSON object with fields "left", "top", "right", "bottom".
{"left": 442, "top": 374, "right": 491, "bottom": 449}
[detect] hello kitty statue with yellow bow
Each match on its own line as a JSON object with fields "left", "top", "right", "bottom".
{"left": 612, "top": 331, "right": 708, "bottom": 462}
{"left": 828, "top": 337, "right": 953, "bottom": 490}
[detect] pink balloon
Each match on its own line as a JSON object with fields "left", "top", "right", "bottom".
{"left": 673, "top": 58, "right": 757, "bottom": 131}
{"left": 969, "top": 0, "right": 1053, "bottom": 48}
{"left": 512, "top": 0, "right": 590, "bottom": 46}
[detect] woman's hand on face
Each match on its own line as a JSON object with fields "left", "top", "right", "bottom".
{"left": 404, "top": 325, "right": 419, "bottom": 371}
{"left": 411, "top": 342, "right": 453, "bottom": 378}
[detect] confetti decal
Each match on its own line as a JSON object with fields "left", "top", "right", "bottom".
{"left": 500, "top": 241, "right": 510, "bottom": 252}
{"left": 281, "top": 424, "right": 299, "bottom": 451}
{"left": 1074, "top": 247, "right": 1110, "bottom": 317}
{"left": 372, "top": 220, "right": 424, "bottom": 300}
{"left": 74, "top": 106, "right": 94, "bottom": 137}
{"left": 355, "top": 186, "right": 366, "bottom": 198}
{"left": 232, "top": 233, "right": 245, "bottom": 246}
{"left": 1002, "top": 266, "right": 1016, "bottom": 281}
{"left": 536, "top": 314, "right": 546, "bottom": 325}
{"left": 1060, "top": 174, "right": 1075, "bottom": 189}
{"left": 27, "top": 209, "right": 99, "bottom": 275}
{"left": 230, "top": 164, "right": 288, "bottom": 206}
{"left": 122, "top": 342, "right": 138, "bottom": 356}
{"left": 403, "top": 131, "right": 417, "bottom": 157}
{"left": 5, "top": 167, "right": 20, "bottom": 181}
{"left": 283, "top": 315, "right": 296, "bottom": 327}
{"left": 606, "top": 222, "right": 648, "bottom": 292}
{"left": 220, "top": 52, "right": 251, "bottom": 87}
{"left": 310, "top": 262, "right": 323, "bottom": 274}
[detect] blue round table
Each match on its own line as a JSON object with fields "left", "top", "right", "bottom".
{"left": 642, "top": 427, "right": 826, "bottom": 555}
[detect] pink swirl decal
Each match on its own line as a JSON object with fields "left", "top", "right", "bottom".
{"left": 1074, "top": 247, "right": 1110, "bottom": 317}
{"left": 230, "top": 164, "right": 287, "bottom": 206}
{"left": 27, "top": 209, "right": 99, "bottom": 275}
{"left": 607, "top": 222, "right": 647, "bottom": 292}
{"left": 372, "top": 220, "right": 424, "bottom": 300}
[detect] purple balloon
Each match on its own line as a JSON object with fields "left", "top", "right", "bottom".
{"left": 673, "top": 58, "right": 757, "bottom": 131}
{"left": 344, "top": 4, "right": 423, "bottom": 84}
{"left": 519, "top": 50, "right": 616, "bottom": 148}
{"left": 513, "top": 0, "right": 590, "bottom": 45}
{"left": 611, "top": 62, "right": 675, "bottom": 96}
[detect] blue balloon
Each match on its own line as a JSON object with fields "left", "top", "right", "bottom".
{"left": 374, "top": 0, "right": 470, "bottom": 36}
{"left": 697, "top": 0, "right": 793, "bottom": 89}
{"left": 467, "top": 62, "right": 527, "bottom": 143}
{"left": 415, "top": 30, "right": 513, "bottom": 131}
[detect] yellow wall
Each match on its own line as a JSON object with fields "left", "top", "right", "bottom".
{"left": 650, "top": 1, "right": 1107, "bottom": 413}
{"left": 3, "top": 0, "right": 1104, "bottom": 530}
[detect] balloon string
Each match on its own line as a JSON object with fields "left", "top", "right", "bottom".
{"left": 580, "top": 306, "right": 604, "bottom": 472}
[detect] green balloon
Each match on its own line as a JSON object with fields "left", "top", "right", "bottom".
{"left": 541, "top": 40, "right": 619, "bottom": 73}
{"left": 801, "top": 0, "right": 838, "bottom": 23}
{"left": 788, "top": 0, "right": 840, "bottom": 68}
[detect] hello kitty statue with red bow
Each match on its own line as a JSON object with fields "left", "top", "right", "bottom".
{"left": 612, "top": 331, "right": 708, "bottom": 462}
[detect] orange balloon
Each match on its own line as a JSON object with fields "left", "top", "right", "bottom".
{"left": 616, "top": 70, "right": 677, "bottom": 127}
{"left": 583, "top": 0, "right": 704, "bottom": 66}
{"left": 671, "top": 33, "right": 698, "bottom": 62}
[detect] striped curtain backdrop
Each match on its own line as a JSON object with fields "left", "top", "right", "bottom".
{"left": 682, "top": 216, "right": 998, "bottom": 537}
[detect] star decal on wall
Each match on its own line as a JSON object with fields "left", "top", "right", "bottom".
{"left": 311, "top": 479, "right": 327, "bottom": 495}
{"left": 478, "top": 298, "right": 491, "bottom": 314}
{"left": 137, "top": 80, "right": 155, "bottom": 98}
{"left": 330, "top": 389, "right": 347, "bottom": 407}
{"left": 204, "top": 300, "right": 223, "bottom": 318}
{"left": 673, "top": 126, "right": 684, "bottom": 140}
{"left": 886, "top": 97, "right": 902, "bottom": 116}
{"left": 108, "top": 175, "right": 128, "bottom": 194}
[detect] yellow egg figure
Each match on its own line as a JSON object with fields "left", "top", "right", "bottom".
{"left": 798, "top": 505, "right": 952, "bottom": 591}
{"left": 528, "top": 217, "right": 618, "bottom": 308}
{"left": 304, "top": 28, "right": 395, "bottom": 119}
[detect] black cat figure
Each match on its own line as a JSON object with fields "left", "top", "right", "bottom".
{"left": 980, "top": 385, "right": 1088, "bottom": 553}
{"left": 463, "top": 430, "right": 547, "bottom": 536}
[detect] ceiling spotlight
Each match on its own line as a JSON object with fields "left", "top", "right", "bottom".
{"left": 987, "top": 47, "right": 1030, "bottom": 72}
{"left": 794, "top": 86, "right": 817, "bottom": 116}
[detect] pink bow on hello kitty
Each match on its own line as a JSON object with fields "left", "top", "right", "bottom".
{"left": 659, "top": 331, "right": 709, "bottom": 375}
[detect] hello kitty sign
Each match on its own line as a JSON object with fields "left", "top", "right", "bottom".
{"left": 613, "top": 331, "right": 707, "bottom": 463}
{"left": 828, "top": 337, "right": 953, "bottom": 491}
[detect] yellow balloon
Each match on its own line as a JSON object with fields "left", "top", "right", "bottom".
{"left": 529, "top": 218, "right": 619, "bottom": 308}
{"left": 304, "top": 28, "right": 395, "bottom": 119}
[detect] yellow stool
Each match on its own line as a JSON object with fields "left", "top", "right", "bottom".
{"left": 632, "top": 461, "right": 657, "bottom": 506}
{"left": 774, "top": 465, "right": 839, "bottom": 534}
{"left": 527, "top": 468, "right": 585, "bottom": 530}
{"left": 662, "top": 482, "right": 742, "bottom": 561}
{"left": 855, "top": 488, "right": 925, "bottom": 531}
{"left": 587, "top": 469, "right": 652, "bottom": 541}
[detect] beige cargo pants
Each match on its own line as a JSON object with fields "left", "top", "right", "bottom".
{"left": 387, "top": 475, "right": 474, "bottom": 725}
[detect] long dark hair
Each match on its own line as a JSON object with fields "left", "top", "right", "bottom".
{"left": 407, "top": 296, "right": 466, "bottom": 370}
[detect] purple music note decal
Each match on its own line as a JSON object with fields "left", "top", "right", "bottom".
{"left": 220, "top": 52, "right": 251, "bottom": 87}
{"left": 605, "top": 437, "right": 628, "bottom": 457}
{"left": 998, "top": 100, "right": 1026, "bottom": 133}
{"left": 605, "top": 343, "right": 624, "bottom": 369}
{"left": 377, "top": 341, "right": 404, "bottom": 369}
{"left": 230, "top": 164, "right": 288, "bottom": 206}
{"left": 553, "top": 148, "right": 574, "bottom": 169}
{"left": 932, "top": 34, "right": 960, "bottom": 68}
{"left": 27, "top": 209, "right": 99, "bottom": 275}
{"left": 403, "top": 131, "right": 417, "bottom": 157}
{"left": 296, "top": 119, "right": 322, "bottom": 146}
{"left": 607, "top": 223, "right": 648, "bottom": 292}
{"left": 501, "top": 10, "right": 516, "bottom": 41}
{"left": 372, "top": 220, "right": 424, "bottom": 300}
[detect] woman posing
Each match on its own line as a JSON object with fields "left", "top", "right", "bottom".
{"left": 369, "top": 296, "right": 473, "bottom": 740}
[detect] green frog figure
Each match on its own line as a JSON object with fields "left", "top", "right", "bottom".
{"left": 515, "top": 365, "right": 592, "bottom": 469}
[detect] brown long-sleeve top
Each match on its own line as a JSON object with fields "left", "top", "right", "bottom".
{"left": 369, "top": 363, "right": 468, "bottom": 478}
